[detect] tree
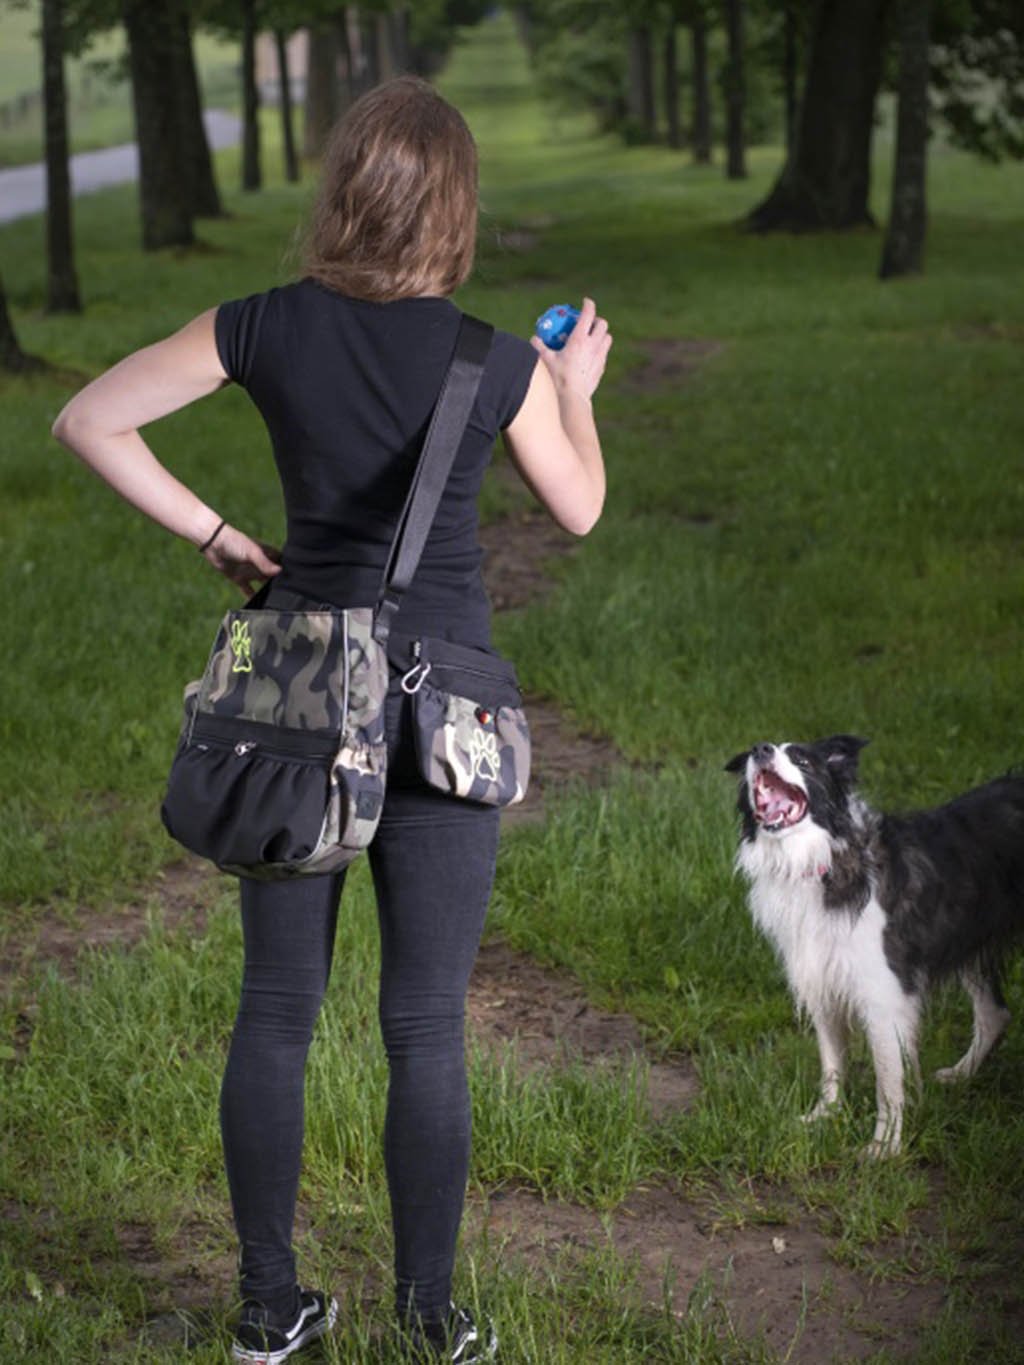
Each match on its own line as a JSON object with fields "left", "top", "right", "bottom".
{"left": 123, "top": 0, "right": 195, "bottom": 248}
{"left": 304, "top": 20, "right": 342, "bottom": 157}
{"left": 781, "top": 0, "right": 799, "bottom": 150}
{"left": 384, "top": 7, "right": 410, "bottom": 72}
{"left": 176, "top": 11, "right": 225, "bottom": 217}
{"left": 627, "top": 24, "right": 656, "bottom": 141}
{"left": 880, "top": 0, "right": 931, "bottom": 277}
{"left": 664, "top": 17, "right": 682, "bottom": 149}
{"left": 931, "top": 0, "right": 1024, "bottom": 162}
{"left": 240, "top": 0, "right": 261, "bottom": 190}
{"left": 690, "top": 11, "right": 712, "bottom": 163}
{"left": 42, "top": 0, "right": 82, "bottom": 312}
{"left": 723, "top": 0, "right": 747, "bottom": 178}
{"left": 274, "top": 27, "right": 300, "bottom": 182}
{"left": 0, "top": 275, "right": 41, "bottom": 373}
{"left": 746, "top": 0, "right": 891, "bottom": 231}
{"left": 407, "top": 0, "right": 491, "bottom": 76}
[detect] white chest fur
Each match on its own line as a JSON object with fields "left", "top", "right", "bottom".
{"left": 737, "top": 825, "right": 892, "bottom": 1019}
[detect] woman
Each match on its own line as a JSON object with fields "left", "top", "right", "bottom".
{"left": 54, "top": 77, "right": 610, "bottom": 1363}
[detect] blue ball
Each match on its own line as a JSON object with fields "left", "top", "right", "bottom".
{"left": 535, "top": 303, "right": 580, "bottom": 351}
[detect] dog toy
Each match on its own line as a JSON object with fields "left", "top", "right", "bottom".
{"left": 535, "top": 304, "right": 580, "bottom": 351}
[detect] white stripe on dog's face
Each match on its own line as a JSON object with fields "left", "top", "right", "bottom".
{"left": 747, "top": 743, "right": 809, "bottom": 834}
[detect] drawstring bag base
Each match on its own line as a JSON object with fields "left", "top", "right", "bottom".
{"left": 160, "top": 315, "right": 496, "bottom": 880}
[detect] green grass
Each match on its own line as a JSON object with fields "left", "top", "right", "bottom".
{"left": 2, "top": 8, "right": 1024, "bottom": 1362}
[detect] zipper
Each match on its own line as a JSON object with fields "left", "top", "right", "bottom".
{"left": 413, "top": 638, "right": 517, "bottom": 684}
{"left": 192, "top": 731, "right": 335, "bottom": 764}
{"left": 439, "top": 661, "right": 515, "bottom": 683}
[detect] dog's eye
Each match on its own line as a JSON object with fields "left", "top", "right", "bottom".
{"left": 789, "top": 751, "right": 811, "bottom": 770}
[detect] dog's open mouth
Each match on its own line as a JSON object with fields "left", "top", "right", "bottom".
{"left": 753, "top": 770, "right": 807, "bottom": 831}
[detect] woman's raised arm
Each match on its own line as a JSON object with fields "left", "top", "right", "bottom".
{"left": 502, "top": 296, "right": 611, "bottom": 535}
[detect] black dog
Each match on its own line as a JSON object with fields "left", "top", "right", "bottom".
{"left": 726, "top": 736, "right": 1024, "bottom": 1156}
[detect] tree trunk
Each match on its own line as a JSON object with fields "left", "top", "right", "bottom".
{"left": 376, "top": 12, "right": 394, "bottom": 79}
{"left": 664, "top": 22, "right": 682, "bottom": 149}
{"left": 123, "top": 0, "right": 194, "bottom": 250}
{"left": 724, "top": 0, "right": 747, "bottom": 178}
{"left": 691, "top": 17, "right": 712, "bottom": 164}
{"left": 176, "top": 14, "right": 224, "bottom": 218}
{"left": 241, "top": 0, "right": 261, "bottom": 191}
{"left": 783, "top": 0, "right": 798, "bottom": 152}
{"left": 512, "top": 4, "right": 535, "bottom": 59}
{"left": 361, "top": 9, "right": 381, "bottom": 90}
{"left": 336, "top": 10, "right": 358, "bottom": 106}
{"left": 880, "top": 0, "right": 931, "bottom": 277}
{"left": 304, "top": 25, "right": 338, "bottom": 158}
{"left": 746, "top": 0, "right": 890, "bottom": 232}
{"left": 0, "top": 274, "right": 41, "bottom": 373}
{"left": 385, "top": 7, "right": 410, "bottom": 74}
{"left": 275, "top": 29, "right": 299, "bottom": 183}
{"left": 627, "top": 27, "right": 656, "bottom": 140}
{"left": 41, "top": 0, "right": 80, "bottom": 312}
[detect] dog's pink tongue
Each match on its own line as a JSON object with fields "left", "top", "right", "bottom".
{"left": 763, "top": 793, "right": 792, "bottom": 821}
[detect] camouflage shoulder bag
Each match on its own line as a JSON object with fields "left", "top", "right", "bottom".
{"left": 160, "top": 315, "right": 495, "bottom": 879}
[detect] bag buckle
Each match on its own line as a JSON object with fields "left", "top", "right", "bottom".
{"left": 400, "top": 660, "right": 432, "bottom": 695}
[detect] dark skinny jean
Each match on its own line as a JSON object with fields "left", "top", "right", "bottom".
{"left": 219, "top": 679, "right": 500, "bottom": 1324}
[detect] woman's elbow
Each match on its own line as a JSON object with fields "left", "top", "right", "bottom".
{"left": 559, "top": 491, "right": 604, "bottom": 537}
{"left": 51, "top": 401, "right": 76, "bottom": 446}
{"left": 52, "top": 399, "right": 94, "bottom": 450}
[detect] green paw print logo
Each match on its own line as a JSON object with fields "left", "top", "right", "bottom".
{"left": 230, "top": 619, "right": 254, "bottom": 674}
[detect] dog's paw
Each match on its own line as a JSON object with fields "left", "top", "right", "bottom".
{"left": 934, "top": 1063, "right": 965, "bottom": 1085}
{"left": 800, "top": 1099, "right": 840, "bottom": 1125}
{"left": 859, "top": 1136, "right": 901, "bottom": 1161}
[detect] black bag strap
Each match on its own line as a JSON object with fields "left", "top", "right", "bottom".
{"left": 373, "top": 313, "right": 493, "bottom": 644}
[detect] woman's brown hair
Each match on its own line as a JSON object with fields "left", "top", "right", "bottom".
{"left": 304, "top": 77, "right": 478, "bottom": 302}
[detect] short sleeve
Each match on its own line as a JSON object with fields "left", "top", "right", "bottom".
{"left": 214, "top": 290, "right": 272, "bottom": 387}
{"left": 487, "top": 329, "right": 538, "bottom": 430}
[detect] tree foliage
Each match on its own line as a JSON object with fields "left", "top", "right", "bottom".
{"left": 517, "top": 0, "right": 792, "bottom": 148}
{"left": 932, "top": 0, "right": 1024, "bottom": 160}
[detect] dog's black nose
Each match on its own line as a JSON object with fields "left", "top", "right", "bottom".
{"left": 752, "top": 743, "right": 775, "bottom": 765}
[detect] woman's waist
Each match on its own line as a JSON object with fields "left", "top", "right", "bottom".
{"left": 267, "top": 569, "right": 491, "bottom": 649}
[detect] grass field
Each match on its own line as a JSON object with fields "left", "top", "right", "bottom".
{"left": 2, "top": 9, "right": 1024, "bottom": 1363}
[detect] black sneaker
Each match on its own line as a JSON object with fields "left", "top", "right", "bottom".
{"left": 403, "top": 1303, "right": 498, "bottom": 1363}
{"left": 231, "top": 1288, "right": 337, "bottom": 1364}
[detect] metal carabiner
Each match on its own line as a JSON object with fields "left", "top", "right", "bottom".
{"left": 400, "top": 660, "right": 432, "bottom": 695}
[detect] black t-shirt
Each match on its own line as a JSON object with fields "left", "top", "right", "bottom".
{"left": 215, "top": 278, "right": 537, "bottom": 646}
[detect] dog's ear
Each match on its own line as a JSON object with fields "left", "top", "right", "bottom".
{"left": 724, "top": 750, "right": 750, "bottom": 774}
{"left": 819, "top": 735, "right": 869, "bottom": 778}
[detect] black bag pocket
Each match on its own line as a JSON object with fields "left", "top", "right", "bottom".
{"left": 161, "top": 712, "right": 336, "bottom": 870}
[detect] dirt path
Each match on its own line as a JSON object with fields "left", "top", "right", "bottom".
{"left": 477, "top": 495, "right": 623, "bottom": 827}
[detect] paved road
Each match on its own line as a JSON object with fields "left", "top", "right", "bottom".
{"left": 0, "top": 109, "right": 242, "bottom": 223}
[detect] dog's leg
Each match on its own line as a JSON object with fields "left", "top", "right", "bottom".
{"left": 801, "top": 1005, "right": 846, "bottom": 1123}
{"left": 862, "top": 994, "right": 921, "bottom": 1160}
{"left": 935, "top": 965, "right": 1011, "bottom": 1082}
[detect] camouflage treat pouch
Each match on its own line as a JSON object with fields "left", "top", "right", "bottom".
{"left": 161, "top": 604, "right": 387, "bottom": 879}
{"left": 160, "top": 314, "right": 494, "bottom": 879}
{"left": 397, "top": 636, "right": 530, "bottom": 808}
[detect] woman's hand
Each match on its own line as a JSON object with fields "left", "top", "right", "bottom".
{"left": 529, "top": 297, "right": 612, "bottom": 402}
{"left": 201, "top": 523, "right": 282, "bottom": 597}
